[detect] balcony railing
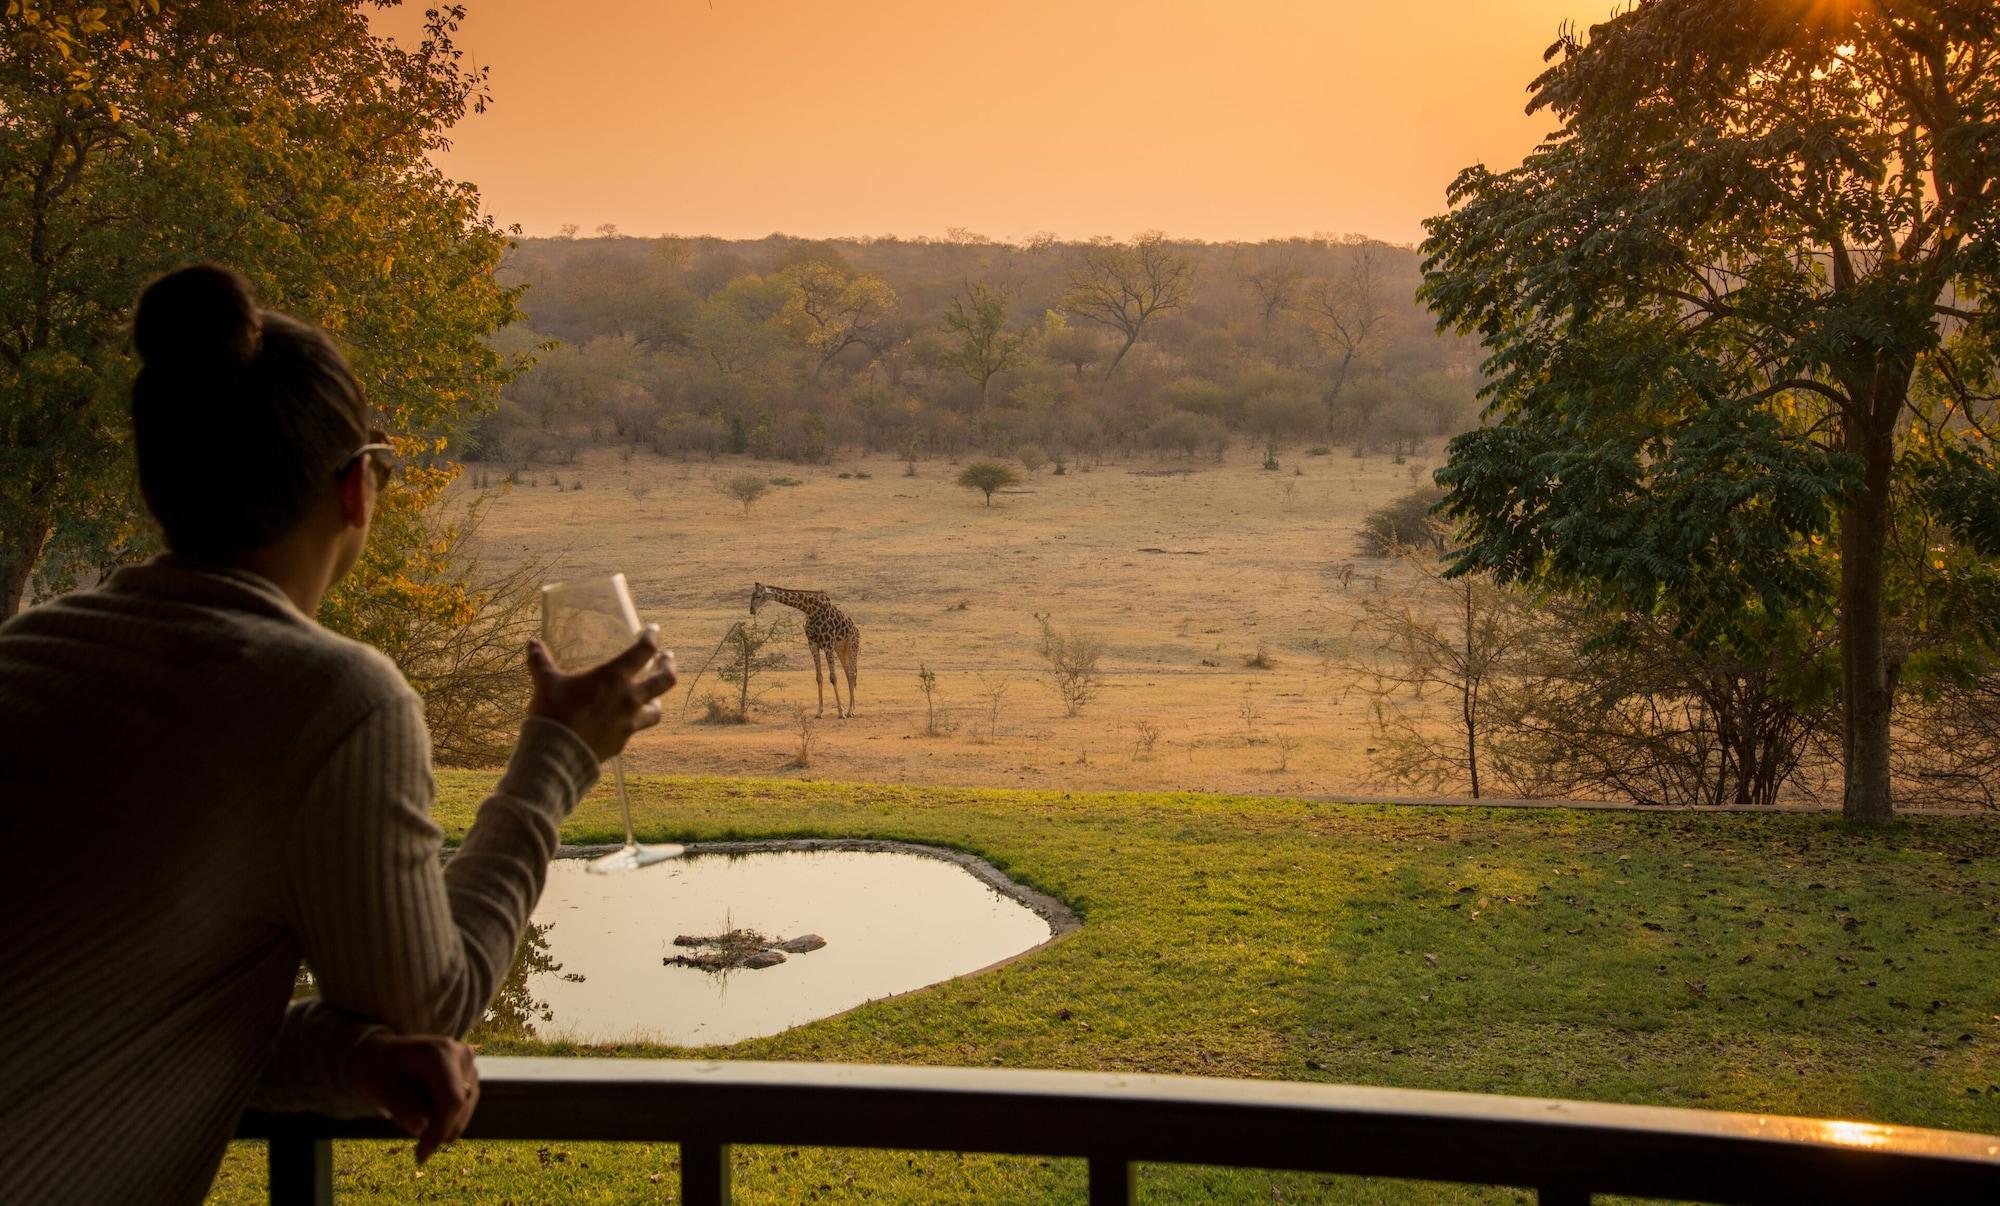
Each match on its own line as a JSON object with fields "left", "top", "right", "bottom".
{"left": 237, "top": 1057, "right": 2000, "bottom": 1205}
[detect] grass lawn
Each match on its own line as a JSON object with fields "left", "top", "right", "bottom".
{"left": 208, "top": 775, "right": 2000, "bottom": 1204}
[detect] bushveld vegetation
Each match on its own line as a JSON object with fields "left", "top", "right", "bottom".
{"left": 1420, "top": 2, "right": 2000, "bottom": 824}
{"left": 472, "top": 231, "right": 1480, "bottom": 477}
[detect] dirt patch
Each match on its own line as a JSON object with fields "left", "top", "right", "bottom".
{"left": 464, "top": 446, "right": 1447, "bottom": 798}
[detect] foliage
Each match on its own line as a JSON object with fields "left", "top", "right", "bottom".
{"left": 1357, "top": 486, "right": 1446, "bottom": 557}
{"left": 956, "top": 460, "right": 1021, "bottom": 506}
{"left": 720, "top": 472, "right": 771, "bottom": 516}
{"left": 1420, "top": 0, "right": 2000, "bottom": 823}
{"left": 711, "top": 616, "right": 793, "bottom": 722}
{"left": 1496, "top": 601, "right": 1839, "bottom": 809}
{"left": 474, "top": 233, "right": 1476, "bottom": 476}
{"left": 778, "top": 258, "right": 899, "bottom": 383}
{"left": 915, "top": 663, "right": 954, "bottom": 737}
{"left": 352, "top": 497, "right": 550, "bottom": 768}
{"left": 1035, "top": 613, "right": 1103, "bottom": 716}
{"left": 0, "top": 2, "right": 521, "bottom": 614}
{"left": 939, "top": 281, "right": 1028, "bottom": 409}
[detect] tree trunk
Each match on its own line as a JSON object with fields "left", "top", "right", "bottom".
{"left": 1838, "top": 398, "right": 1898, "bottom": 826}
{"left": 1099, "top": 332, "right": 1138, "bottom": 384}
{"left": 1462, "top": 580, "right": 1480, "bottom": 799}
{"left": 1, "top": 508, "right": 54, "bottom": 618}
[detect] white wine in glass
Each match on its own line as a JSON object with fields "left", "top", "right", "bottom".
{"left": 540, "top": 573, "right": 684, "bottom": 873}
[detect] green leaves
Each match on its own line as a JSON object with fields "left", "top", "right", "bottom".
{"left": 0, "top": 2, "right": 519, "bottom": 612}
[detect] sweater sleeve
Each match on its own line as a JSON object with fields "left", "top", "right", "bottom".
{"left": 248, "top": 1000, "right": 385, "bottom": 1116}
{"left": 280, "top": 699, "right": 601, "bottom": 1039}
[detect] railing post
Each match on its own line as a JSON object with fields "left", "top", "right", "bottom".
{"left": 1088, "top": 1155, "right": 1134, "bottom": 1205}
{"left": 267, "top": 1134, "right": 332, "bottom": 1206}
{"left": 681, "top": 1140, "right": 731, "bottom": 1205}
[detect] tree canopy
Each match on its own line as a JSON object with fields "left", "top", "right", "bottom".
{"left": 0, "top": 1, "right": 520, "bottom": 621}
{"left": 1421, "top": 0, "right": 2000, "bottom": 823}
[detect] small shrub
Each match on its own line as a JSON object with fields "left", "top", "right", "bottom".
{"left": 854, "top": 470, "right": 872, "bottom": 479}
{"left": 791, "top": 707, "right": 821, "bottom": 768}
{"left": 1132, "top": 719, "right": 1162, "bottom": 758}
{"left": 1017, "top": 444, "right": 1050, "bottom": 474}
{"left": 917, "top": 664, "right": 955, "bottom": 737}
{"left": 1306, "top": 445, "right": 1333, "bottom": 457}
{"left": 1275, "top": 733, "right": 1297, "bottom": 772}
{"left": 957, "top": 461, "right": 1022, "bottom": 506}
{"left": 721, "top": 473, "right": 771, "bottom": 516}
{"left": 972, "top": 675, "right": 1009, "bottom": 744}
{"left": 837, "top": 472, "right": 853, "bottom": 480}
{"left": 693, "top": 694, "right": 744, "bottom": 725}
{"left": 1359, "top": 486, "right": 1448, "bottom": 556}
{"left": 1036, "top": 613, "right": 1103, "bottom": 716}
{"left": 1238, "top": 695, "right": 1263, "bottom": 742}
{"left": 570, "top": 478, "right": 584, "bottom": 491}
{"left": 1244, "top": 641, "right": 1275, "bottom": 670}
{"left": 769, "top": 476, "right": 804, "bottom": 487}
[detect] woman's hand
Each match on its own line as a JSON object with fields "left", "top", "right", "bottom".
{"left": 344, "top": 1032, "right": 480, "bottom": 1164}
{"left": 525, "top": 626, "right": 679, "bottom": 761}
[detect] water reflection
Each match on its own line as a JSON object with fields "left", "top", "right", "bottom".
{"left": 504, "top": 849, "right": 1055, "bottom": 1046}
{"left": 294, "top": 921, "right": 571, "bottom": 1043}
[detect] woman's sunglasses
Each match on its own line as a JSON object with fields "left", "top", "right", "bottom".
{"left": 338, "top": 428, "right": 397, "bottom": 491}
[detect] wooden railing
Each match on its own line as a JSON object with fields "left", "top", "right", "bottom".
{"left": 238, "top": 1058, "right": 2000, "bottom": 1205}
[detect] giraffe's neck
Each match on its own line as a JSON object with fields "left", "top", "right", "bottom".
{"left": 762, "top": 587, "right": 826, "bottom": 614}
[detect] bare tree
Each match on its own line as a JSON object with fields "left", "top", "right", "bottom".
{"left": 1060, "top": 233, "right": 1195, "bottom": 382}
{"left": 1240, "top": 247, "right": 1304, "bottom": 331}
{"left": 1296, "top": 239, "right": 1387, "bottom": 412}
{"left": 1337, "top": 552, "right": 1534, "bottom": 800}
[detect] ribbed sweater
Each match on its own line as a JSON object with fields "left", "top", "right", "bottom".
{"left": 0, "top": 557, "right": 600, "bottom": 1204}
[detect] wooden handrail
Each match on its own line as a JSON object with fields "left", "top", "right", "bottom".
{"left": 238, "top": 1058, "right": 2000, "bottom": 1205}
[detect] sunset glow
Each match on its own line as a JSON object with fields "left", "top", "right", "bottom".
{"left": 375, "top": 0, "right": 1613, "bottom": 244}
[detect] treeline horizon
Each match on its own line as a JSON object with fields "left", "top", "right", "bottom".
{"left": 476, "top": 230, "right": 1483, "bottom": 468}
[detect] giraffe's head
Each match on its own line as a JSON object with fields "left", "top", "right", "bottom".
{"left": 750, "top": 582, "right": 770, "bottom": 615}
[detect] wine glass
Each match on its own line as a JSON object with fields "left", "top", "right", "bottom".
{"left": 540, "top": 573, "right": 684, "bottom": 873}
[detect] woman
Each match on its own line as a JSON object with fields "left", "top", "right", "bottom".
{"left": 0, "top": 265, "right": 675, "bottom": 1203}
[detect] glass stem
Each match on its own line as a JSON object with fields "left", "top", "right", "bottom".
{"left": 612, "top": 754, "right": 638, "bottom": 849}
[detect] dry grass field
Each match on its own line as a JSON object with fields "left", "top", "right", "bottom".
{"left": 462, "top": 444, "right": 1451, "bottom": 797}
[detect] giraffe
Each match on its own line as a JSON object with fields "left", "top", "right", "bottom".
{"left": 750, "top": 583, "right": 860, "bottom": 718}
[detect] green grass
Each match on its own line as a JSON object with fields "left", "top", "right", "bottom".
{"left": 209, "top": 776, "right": 2000, "bottom": 1203}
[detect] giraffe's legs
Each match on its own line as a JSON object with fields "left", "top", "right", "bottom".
{"left": 836, "top": 638, "right": 859, "bottom": 717}
{"left": 811, "top": 645, "right": 827, "bottom": 718}
{"left": 826, "top": 642, "right": 847, "bottom": 718}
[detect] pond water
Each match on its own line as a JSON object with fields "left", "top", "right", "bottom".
{"left": 481, "top": 848, "right": 1057, "bottom": 1046}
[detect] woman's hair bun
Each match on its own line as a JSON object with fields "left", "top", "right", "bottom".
{"left": 132, "top": 263, "right": 262, "bottom": 372}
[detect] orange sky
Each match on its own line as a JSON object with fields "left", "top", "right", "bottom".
{"left": 377, "top": 1, "right": 1612, "bottom": 246}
